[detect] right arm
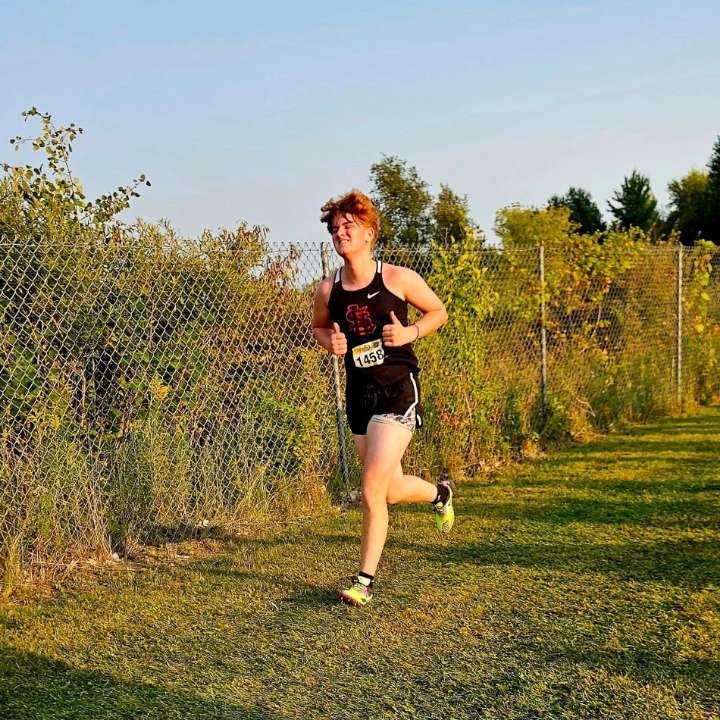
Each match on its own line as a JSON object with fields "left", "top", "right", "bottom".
{"left": 312, "top": 277, "right": 347, "bottom": 355}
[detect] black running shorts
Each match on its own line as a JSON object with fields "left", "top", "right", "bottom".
{"left": 346, "top": 372, "right": 422, "bottom": 436}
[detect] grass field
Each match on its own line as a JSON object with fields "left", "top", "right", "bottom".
{"left": 1, "top": 409, "right": 719, "bottom": 719}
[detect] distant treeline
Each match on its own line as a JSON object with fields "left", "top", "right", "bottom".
{"left": 367, "top": 136, "right": 720, "bottom": 249}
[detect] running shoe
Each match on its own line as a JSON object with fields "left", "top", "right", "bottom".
{"left": 339, "top": 577, "right": 373, "bottom": 606}
{"left": 433, "top": 480, "right": 455, "bottom": 534}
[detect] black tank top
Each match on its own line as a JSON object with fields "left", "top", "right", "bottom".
{"left": 328, "top": 260, "right": 419, "bottom": 386}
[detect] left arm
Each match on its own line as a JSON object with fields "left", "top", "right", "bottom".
{"left": 382, "top": 268, "right": 448, "bottom": 347}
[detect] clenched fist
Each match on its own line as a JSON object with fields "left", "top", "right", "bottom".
{"left": 382, "top": 311, "right": 413, "bottom": 347}
{"left": 330, "top": 322, "right": 347, "bottom": 355}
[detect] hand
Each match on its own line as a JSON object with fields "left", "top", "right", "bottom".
{"left": 329, "top": 322, "right": 347, "bottom": 355}
{"left": 382, "top": 311, "right": 412, "bottom": 347}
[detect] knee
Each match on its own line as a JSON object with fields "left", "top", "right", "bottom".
{"left": 361, "top": 471, "right": 387, "bottom": 510}
{"left": 361, "top": 491, "right": 387, "bottom": 514}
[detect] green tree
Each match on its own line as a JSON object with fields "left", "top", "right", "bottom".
{"left": 548, "top": 187, "right": 606, "bottom": 234}
{"left": 705, "top": 134, "right": 720, "bottom": 244}
{"left": 607, "top": 170, "right": 659, "bottom": 232}
{"left": 369, "top": 155, "right": 432, "bottom": 248}
{"left": 431, "top": 184, "right": 483, "bottom": 248}
{"left": 666, "top": 170, "right": 710, "bottom": 245}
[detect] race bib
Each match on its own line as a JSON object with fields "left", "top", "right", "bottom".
{"left": 352, "top": 339, "right": 385, "bottom": 369}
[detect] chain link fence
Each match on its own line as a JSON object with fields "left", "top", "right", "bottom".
{"left": 1, "top": 230, "right": 718, "bottom": 591}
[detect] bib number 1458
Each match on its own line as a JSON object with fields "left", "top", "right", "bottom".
{"left": 352, "top": 339, "right": 385, "bottom": 368}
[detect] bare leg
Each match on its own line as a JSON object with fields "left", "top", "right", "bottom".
{"left": 352, "top": 433, "right": 368, "bottom": 464}
{"left": 358, "top": 422, "right": 408, "bottom": 576}
{"left": 386, "top": 463, "right": 437, "bottom": 505}
{"left": 358, "top": 420, "right": 441, "bottom": 576}
{"left": 353, "top": 434, "right": 436, "bottom": 505}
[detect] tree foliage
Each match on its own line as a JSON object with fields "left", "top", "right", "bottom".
{"left": 666, "top": 170, "right": 711, "bottom": 246}
{"left": 607, "top": 170, "right": 659, "bottom": 232}
{"left": 431, "top": 184, "right": 482, "bottom": 248}
{"left": 664, "top": 134, "right": 720, "bottom": 245}
{"left": 548, "top": 187, "right": 606, "bottom": 235}
{"left": 705, "top": 135, "right": 720, "bottom": 244}
{"left": 369, "top": 155, "right": 482, "bottom": 251}
{"left": 369, "top": 155, "right": 432, "bottom": 249}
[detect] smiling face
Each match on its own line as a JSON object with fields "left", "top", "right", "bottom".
{"left": 330, "top": 212, "right": 375, "bottom": 259}
{"left": 320, "top": 190, "right": 380, "bottom": 259}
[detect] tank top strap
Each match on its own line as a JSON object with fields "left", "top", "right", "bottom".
{"left": 333, "top": 262, "right": 381, "bottom": 288}
{"left": 375, "top": 258, "right": 388, "bottom": 291}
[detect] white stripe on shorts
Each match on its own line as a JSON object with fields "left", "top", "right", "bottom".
{"left": 404, "top": 374, "right": 419, "bottom": 417}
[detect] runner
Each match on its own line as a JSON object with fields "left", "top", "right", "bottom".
{"left": 312, "top": 189, "right": 453, "bottom": 606}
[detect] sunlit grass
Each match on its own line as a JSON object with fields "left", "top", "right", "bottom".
{"left": 1, "top": 409, "right": 718, "bottom": 719}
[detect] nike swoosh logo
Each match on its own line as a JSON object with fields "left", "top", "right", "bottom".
{"left": 367, "top": 291, "right": 380, "bottom": 299}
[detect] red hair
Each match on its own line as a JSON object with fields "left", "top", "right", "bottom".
{"left": 320, "top": 189, "right": 379, "bottom": 243}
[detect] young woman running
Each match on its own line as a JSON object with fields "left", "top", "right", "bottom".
{"left": 312, "top": 189, "right": 453, "bottom": 606}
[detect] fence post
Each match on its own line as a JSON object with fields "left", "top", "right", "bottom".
{"left": 321, "top": 242, "right": 350, "bottom": 489}
{"left": 539, "top": 244, "right": 548, "bottom": 412}
{"left": 676, "top": 245, "right": 683, "bottom": 412}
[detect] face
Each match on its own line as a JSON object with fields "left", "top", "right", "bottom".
{"left": 330, "top": 213, "right": 374, "bottom": 257}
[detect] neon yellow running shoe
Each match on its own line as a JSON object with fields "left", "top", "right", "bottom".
{"left": 433, "top": 480, "right": 455, "bottom": 534}
{"left": 339, "top": 577, "right": 373, "bottom": 606}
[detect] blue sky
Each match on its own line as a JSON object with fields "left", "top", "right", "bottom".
{"left": 2, "top": 1, "right": 719, "bottom": 246}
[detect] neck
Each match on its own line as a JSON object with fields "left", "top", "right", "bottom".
{"left": 342, "top": 253, "right": 376, "bottom": 284}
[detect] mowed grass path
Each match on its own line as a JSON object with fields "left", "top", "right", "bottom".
{"left": 1, "top": 410, "right": 719, "bottom": 719}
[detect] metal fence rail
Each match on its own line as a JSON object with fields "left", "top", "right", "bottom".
{"left": 1, "top": 234, "right": 718, "bottom": 587}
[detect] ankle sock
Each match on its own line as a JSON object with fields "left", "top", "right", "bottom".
{"left": 432, "top": 482, "right": 450, "bottom": 507}
{"left": 358, "top": 572, "right": 374, "bottom": 587}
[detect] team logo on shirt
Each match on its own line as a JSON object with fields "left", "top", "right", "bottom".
{"left": 346, "top": 304, "right": 376, "bottom": 336}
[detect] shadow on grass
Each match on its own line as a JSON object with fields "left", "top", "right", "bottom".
{"left": 197, "top": 565, "right": 340, "bottom": 608}
{"left": 567, "top": 412, "right": 718, "bottom": 448}
{"left": 452, "top": 496, "right": 720, "bottom": 529}
{"left": 0, "top": 648, "right": 288, "bottom": 720}
{"left": 286, "top": 521, "right": 719, "bottom": 589}
{"left": 387, "top": 411, "right": 720, "bottom": 589}
{"left": 561, "top": 644, "right": 720, "bottom": 697}
{"left": 512, "top": 473, "right": 720, "bottom": 495}
{"left": 430, "top": 537, "right": 719, "bottom": 588}
{"left": 554, "top": 438, "right": 718, "bottom": 455}
{"left": 137, "top": 523, "right": 238, "bottom": 547}
{"left": 388, "top": 500, "right": 719, "bottom": 587}
{"left": 606, "top": 425, "right": 720, "bottom": 437}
